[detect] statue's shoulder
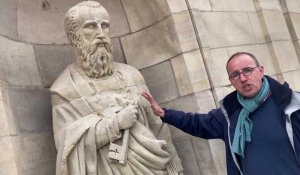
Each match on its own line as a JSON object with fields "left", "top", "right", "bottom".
{"left": 50, "top": 64, "right": 81, "bottom": 100}
{"left": 114, "top": 62, "right": 146, "bottom": 86}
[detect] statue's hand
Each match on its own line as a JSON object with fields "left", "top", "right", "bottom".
{"left": 116, "top": 104, "right": 138, "bottom": 130}
{"left": 141, "top": 92, "right": 165, "bottom": 117}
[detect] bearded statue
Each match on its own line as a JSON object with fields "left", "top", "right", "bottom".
{"left": 50, "top": 1, "right": 183, "bottom": 175}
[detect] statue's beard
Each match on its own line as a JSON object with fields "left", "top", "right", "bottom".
{"left": 76, "top": 40, "right": 114, "bottom": 78}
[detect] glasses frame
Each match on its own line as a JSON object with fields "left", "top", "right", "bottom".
{"left": 229, "top": 67, "right": 258, "bottom": 80}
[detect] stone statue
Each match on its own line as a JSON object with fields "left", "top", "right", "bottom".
{"left": 50, "top": 1, "right": 183, "bottom": 175}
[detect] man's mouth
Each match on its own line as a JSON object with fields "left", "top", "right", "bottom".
{"left": 242, "top": 84, "right": 252, "bottom": 91}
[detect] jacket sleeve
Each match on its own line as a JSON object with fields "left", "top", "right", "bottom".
{"left": 162, "top": 108, "right": 225, "bottom": 140}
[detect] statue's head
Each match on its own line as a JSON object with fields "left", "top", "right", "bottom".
{"left": 65, "top": 1, "right": 113, "bottom": 78}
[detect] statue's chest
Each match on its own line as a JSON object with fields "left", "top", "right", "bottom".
{"left": 86, "top": 87, "right": 141, "bottom": 115}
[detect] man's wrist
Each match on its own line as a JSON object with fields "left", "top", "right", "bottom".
{"left": 160, "top": 108, "right": 167, "bottom": 118}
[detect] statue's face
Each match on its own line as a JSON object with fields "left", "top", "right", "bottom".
{"left": 77, "top": 7, "right": 111, "bottom": 49}
{"left": 71, "top": 6, "right": 114, "bottom": 78}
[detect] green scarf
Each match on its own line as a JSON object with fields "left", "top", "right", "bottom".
{"left": 232, "top": 77, "right": 270, "bottom": 157}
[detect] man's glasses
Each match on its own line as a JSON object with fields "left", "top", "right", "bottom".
{"left": 229, "top": 67, "right": 258, "bottom": 80}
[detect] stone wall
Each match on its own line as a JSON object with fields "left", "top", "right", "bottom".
{"left": 0, "top": 0, "right": 299, "bottom": 175}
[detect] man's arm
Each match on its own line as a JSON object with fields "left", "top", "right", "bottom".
{"left": 142, "top": 92, "right": 225, "bottom": 140}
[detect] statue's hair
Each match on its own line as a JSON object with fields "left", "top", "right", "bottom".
{"left": 64, "top": 1, "right": 108, "bottom": 46}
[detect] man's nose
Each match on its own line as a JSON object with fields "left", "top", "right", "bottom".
{"left": 239, "top": 73, "right": 248, "bottom": 81}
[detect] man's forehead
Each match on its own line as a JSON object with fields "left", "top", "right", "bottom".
{"left": 227, "top": 54, "right": 256, "bottom": 71}
{"left": 230, "top": 54, "right": 255, "bottom": 64}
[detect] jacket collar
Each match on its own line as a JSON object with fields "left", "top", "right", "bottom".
{"left": 285, "top": 92, "right": 300, "bottom": 119}
{"left": 222, "top": 75, "right": 293, "bottom": 116}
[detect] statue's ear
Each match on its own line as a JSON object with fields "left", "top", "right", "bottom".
{"left": 68, "top": 31, "right": 79, "bottom": 46}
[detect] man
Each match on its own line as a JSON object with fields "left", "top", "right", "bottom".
{"left": 50, "top": 1, "right": 183, "bottom": 175}
{"left": 142, "top": 52, "right": 300, "bottom": 175}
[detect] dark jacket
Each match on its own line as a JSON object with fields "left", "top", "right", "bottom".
{"left": 163, "top": 76, "right": 300, "bottom": 175}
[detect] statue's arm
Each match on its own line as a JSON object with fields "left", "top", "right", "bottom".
{"left": 51, "top": 94, "right": 120, "bottom": 150}
{"left": 52, "top": 93, "right": 137, "bottom": 150}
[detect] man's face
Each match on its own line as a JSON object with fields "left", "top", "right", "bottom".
{"left": 77, "top": 7, "right": 111, "bottom": 49}
{"left": 227, "top": 54, "right": 264, "bottom": 98}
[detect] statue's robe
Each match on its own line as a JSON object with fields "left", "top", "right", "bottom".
{"left": 50, "top": 63, "right": 183, "bottom": 175}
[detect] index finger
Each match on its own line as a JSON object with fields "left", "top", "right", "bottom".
{"left": 141, "top": 92, "right": 153, "bottom": 102}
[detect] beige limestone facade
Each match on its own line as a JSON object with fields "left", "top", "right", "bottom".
{"left": 0, "top": 0, "right": 299, "bottom": 175}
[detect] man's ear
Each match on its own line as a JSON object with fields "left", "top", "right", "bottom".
{"left": 259, "top": 65, "right": 265, "bottom": 77}
{"left": 259, "top": 65, "right": 264, "bottom": 72}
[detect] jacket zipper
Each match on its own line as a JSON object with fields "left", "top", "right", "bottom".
{"left": 220, "top": 101, "right": 243, "bottom": 175}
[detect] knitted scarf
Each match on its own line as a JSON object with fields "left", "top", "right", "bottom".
{"left": 232, "top": 77, "right": 270, "bottom": 157}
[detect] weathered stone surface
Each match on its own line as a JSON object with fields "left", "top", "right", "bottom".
{"left": 193, "top": 137, "right": 219, "bottom": 175}
{"left": 195, "top": 90, "right": 216, "bottom": 112}
{"left": 121, "top": 16, "right": 181, "bottom": 69}
{"left": 202, "top": 48, "right": 231, "bottom": 86}
{"left": 0, "top": 36, "right": 42, "bottom": 87}
{"left": 286, "top": 13, "right": 300, "bottom": 40}
{"left": 284, "top": 0, "right": 300, "bottom": 13}
{"left": 282, "top": 70, "right": 300, "bottom": 90}
{"left": 17, "top": 0, "right": 81, "bottom": 44}
{"left": 34, "top": 44, "right": 75, "bottom": 88}
{"left": 248, "top": 12, "right": 266, "bottom": 44}
{"left": 0, "top": 81, "right": 14, "bottom": 138}
{"left": 0, "top": 82, "right": 16, "bottom": 136}
{"left": 188, "top": 0, "right": 212, "bottom": 11}
{"left": 99, "top": 0, "right": 130, "bottom": 37}
{"left": 259, "top": 11, "right": 291, "bottom": 42}
{"left": 294, "top": 39, "right": 300, "bottom": 60}
{"left": 140, "top": 61, "right": 179, "bottom": 103}
{"left": 166, "top": 0, "right": 188, "bottom": 13}
{"left": 121, "top": 0, "right": 171, "bottom": 32}
{"left": 8, "top": 86, "right": 52, "bottom": 135}
{"left": 18, "top": 0, "right": 129, "bottom": 44}
{"left": 111, "top": 37, "right": 126, "bottom": 63}
{"left": 0, "top": 136, "right": 18, "bottom": 175}
{"left": 210, "top": 0, "right": 255, "bottom": 11}
{"left": 253, "top": 0, "right": 281, "bottom": 11}
{"left": 0, "top": 0, "right": 17, "bottom": 38}
{"left": 215, "top": 87, "right": 235, "bottom": 102}
{"left": 184, "top": 50, "right": 210, "bottom": 92}
{"left": 208, "top": 139, "right": 227, "bottom": 175}
{"left": 173, "top": 11, "right": 199, "bottom": 52}
{"left": 194, "top": 11, "right": 256, "bottom": 48}
{"left": 270, "top": 41, "right": 300, "bottom": 72}
{"left": 11, "top": 132, "right": 56, "bottom": 175}
{"left": 0, "top": 83, "right": 10, "bottom": 137}
{"left": 171, "top": 54, "right": 194, "bottom": 96}
{"left": 172, "top": 136, "right": 202, "bottom": 175}
{"left": 162, "top": 93, "right": 199, "bottom": 113}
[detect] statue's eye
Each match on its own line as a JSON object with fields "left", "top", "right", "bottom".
{"left": 87, "top": 23, "right": 96, "bottom": 29}
{"left": 101, "top": 22, "right": 109, "bottom": 29}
